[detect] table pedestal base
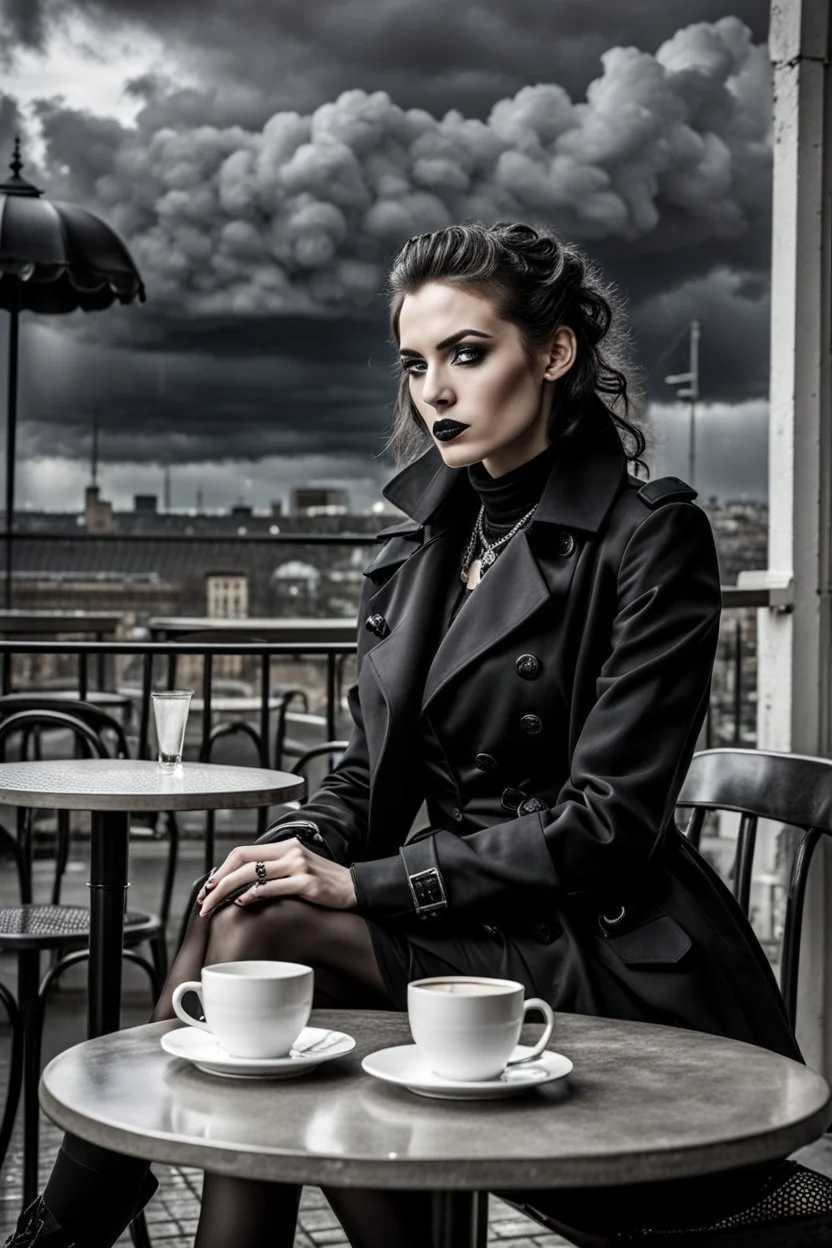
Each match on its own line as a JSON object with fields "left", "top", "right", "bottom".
{"left": 432, "top": 1191, "right": 488, "bottom": 1248}
{"left": 88, "top": 809, "right": 130, "bottom": 1037}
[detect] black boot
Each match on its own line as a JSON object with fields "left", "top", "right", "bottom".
{"left": 3, "top": 1198, "right": 75, "bottom": 1248}
{"left": 4, "top": 1171, "right": 158, "bottom": 1248}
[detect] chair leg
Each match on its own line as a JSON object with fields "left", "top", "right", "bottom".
{"left": 51, "top": 810, "right": 71, "bottom": 906}
{"left": 122, "top": 949, "right": 163, "bottom": 1004}
{"left": 0, "top": 980, "right": 23, "bottom": 1171}
{"left": 17, "top": 808, "right": 32, "bottom": 904}
{"left": 148, "top": 928, "right": 168, "bottom": 990}
{"left": 204, "top": 809, "right": 216, "bottom": 877}
{"left": 129, "top": 1211, "right": 153, "bottom": 1248}
{"left": 158, "top": 811, "right": 179, "bottom": 929}
{"left": 18, "top": 949, "right": 43, "bottom": 1207}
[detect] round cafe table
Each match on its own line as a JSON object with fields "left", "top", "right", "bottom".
{"left": 40, "top": 1010, "right": 831, "bottom": 1248}
{"left": 0, "top": 759, "right": 304, "bottom": 1037}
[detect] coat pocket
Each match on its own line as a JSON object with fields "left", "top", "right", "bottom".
{"left": 601, "top": 912, "right": 692, "bottom": 966}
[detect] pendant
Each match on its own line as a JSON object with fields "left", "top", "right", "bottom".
{"left": 461, "top": 558, "right": 483, "bottom": 589}
{"left": 481, "top": 549, "right": 496, "bottom": 569}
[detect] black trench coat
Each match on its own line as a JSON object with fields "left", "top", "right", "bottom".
{"left": 264, "top": 401, "right": 799, "bottom": 1062}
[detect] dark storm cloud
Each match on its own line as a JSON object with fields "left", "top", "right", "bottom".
{"left": 0, "top": 0, "right": 769, "bottom": 118}
{"left": 0, "top": 4, "right": 776, "bottom": 482}
{"left": 29, "top": 18, "right": 769, "bottom": 328}
{"left": 13, "top": 325, "right": 396, "bottom": 464}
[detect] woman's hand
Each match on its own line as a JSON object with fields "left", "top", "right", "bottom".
{"left": 197, "top": 840, "right": 357, "bottom": 916}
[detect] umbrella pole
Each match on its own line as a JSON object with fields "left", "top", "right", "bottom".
{"left": 4, "top": 290, "right": 18, "bottom": 609}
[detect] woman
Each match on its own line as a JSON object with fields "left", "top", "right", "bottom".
{"left": 10, "top": 221, "right": 832, "bottom": 1248}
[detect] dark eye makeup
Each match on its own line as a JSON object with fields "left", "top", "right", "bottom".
{"left": 400, "top": 344, "right": 486, "bottom": 375}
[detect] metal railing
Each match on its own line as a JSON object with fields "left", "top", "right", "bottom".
{"left": 0, "top": 584, "right": 771, "bottom": 755}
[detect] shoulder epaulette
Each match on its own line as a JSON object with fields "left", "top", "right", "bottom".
{"left": 637, "top": 477, "right": 698, "bottom": 508}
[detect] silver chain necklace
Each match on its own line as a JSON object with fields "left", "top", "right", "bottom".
{"left": 460, "top": 503, "right": 537, "bottom": 587}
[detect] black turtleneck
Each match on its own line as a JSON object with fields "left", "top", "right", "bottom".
{"left": 468, "top": 444, "right": 556, "bottom": 534}
{"left": 443, "top": 444, "right": 556, "bottom": 631}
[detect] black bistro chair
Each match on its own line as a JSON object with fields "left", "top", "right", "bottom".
{"left": 0, "top": 710, "right": 166, "bottom": 1208}
{"left": 675, "top": 746, "right": 832, "bottom": 1032}
{"left": 0, "top": 694, "right": 179, "bottom": 927}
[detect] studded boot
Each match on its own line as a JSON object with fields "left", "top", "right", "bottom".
{"left": 4, "top": 1171, "right": 158, "bottom": 1248}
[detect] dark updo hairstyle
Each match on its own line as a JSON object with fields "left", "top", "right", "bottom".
{"left": 386, "top": 220, "right": 646, "bottom": 473}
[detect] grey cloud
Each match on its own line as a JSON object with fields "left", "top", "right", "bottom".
{"left": 12, "top": 324, "right": 395, "bottom": 464}
{"left": 33, "top": 19, "right": 771, "bottom": 331}
{"left": 0, "top": 1, "right": 770, "bottom": 119}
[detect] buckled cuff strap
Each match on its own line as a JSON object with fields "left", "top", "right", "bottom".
{"left": 399, "top": 839, "right": 448, "bottom": 918}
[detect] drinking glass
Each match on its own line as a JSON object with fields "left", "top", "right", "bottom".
{"left": 151, "top": 690, "right": 193, "bottom": 770}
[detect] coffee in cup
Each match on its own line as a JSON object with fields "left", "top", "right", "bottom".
{"left": 171, "top": 960, "right": 313, "bottom": 1059}
{"left": 407, "top": 976, "right": 555, "bottom": 1081}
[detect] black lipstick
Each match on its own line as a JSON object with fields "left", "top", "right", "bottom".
{"left": 432, "top": 419, "right": 470, "bottom": 442}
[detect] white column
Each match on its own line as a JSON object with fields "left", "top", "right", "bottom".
{"left": 758, "top": 0, "right": 832, "bottom": 1073}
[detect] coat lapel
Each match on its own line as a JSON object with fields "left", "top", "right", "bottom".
{"left": 421, "top": 529, "right": 550, "bottom": 710}
{"left": 361, "top": 525, "right": 462, "bottom": 833}
{"left": 361, "top": 399, "right": 629, "bottom": 819}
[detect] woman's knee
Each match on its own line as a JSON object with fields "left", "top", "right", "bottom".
{"left": 206, "top": 897, "right": 322, "bottom": 963}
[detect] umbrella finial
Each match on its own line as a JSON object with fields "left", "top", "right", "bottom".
{"left": 0, "top": 137, "right": 42, "bottom": 197}
{"left": 10, "top": 136, "right": 22, "bottom": 179}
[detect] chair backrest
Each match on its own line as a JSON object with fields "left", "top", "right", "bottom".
{"left": 0, "top": 709, "right": 110, "bottom": 759}
{"left": 291, "top": 741, "right": 348, "bottom": 803}
{"left": 0, "top": 696, "right": 129, "bottom": 758}
{"left": 677, "top": 747, "right": 832, "bottom": 1029}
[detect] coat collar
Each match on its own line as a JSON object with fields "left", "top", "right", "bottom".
{"left": 381, "top": 398, "right": 628, "bottom": 535}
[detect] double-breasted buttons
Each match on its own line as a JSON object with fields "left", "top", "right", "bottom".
{"left": 517, "top": 796, "right": 547, "bottom": 815}
{"left": 475, "top": 752, "right": 499, "bottom": 773}
{"left": 364, "top": 613, "right": 389, "bottom": 638}
{"left": 532, "top": 921, "right": 562, "bottom": 944}
{"left": 520, "top": 714, "right": 543, "bottom": 735}
{"left": 556, "top": 531, "right": 575, "bottom": 557}
{"left": 500, "top": 787, "right": 526, "bottom": 812}
{"left": 515, "top": 653, "right": 540, "bottom": 680}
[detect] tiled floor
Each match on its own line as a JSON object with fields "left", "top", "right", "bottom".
{"left": 0, "top": 824, "right": 566, "bottom": 1246}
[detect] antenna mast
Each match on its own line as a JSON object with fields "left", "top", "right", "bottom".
{"left": 665, "top": 320, "right": 701, "bottom": 487}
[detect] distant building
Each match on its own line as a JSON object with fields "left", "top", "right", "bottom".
{"left": 84, "top": 486, "right": 112, "bottom": 533}
{"left": 291, "top": 487, "right": 349, "bottom": 516}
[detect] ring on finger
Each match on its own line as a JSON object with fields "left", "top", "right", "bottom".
{"left": 254, "top": 860, "right": 268, "bottom": 887}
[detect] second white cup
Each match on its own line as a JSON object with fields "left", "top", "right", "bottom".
{"left": 407, "top": 976, "right": 555, "bottom": 1082}
{"left": 171, "top": 960, "right": 314, "bottom": 1058}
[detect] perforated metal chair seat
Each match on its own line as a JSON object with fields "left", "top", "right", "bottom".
{"left": 0, "top": 904, "right": 163, "bottom": 951}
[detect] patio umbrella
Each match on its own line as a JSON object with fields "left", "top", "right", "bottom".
{"left": 0, "top": 137, "right": 146, "bottom": 606}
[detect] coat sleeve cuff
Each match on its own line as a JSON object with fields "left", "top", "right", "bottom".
{"left": 351, "top": 835, "right": 447, "bottom": 921}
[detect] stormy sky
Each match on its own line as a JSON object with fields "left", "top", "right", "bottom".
{"left": 0, "top": 0, "right": 773, "bottom": 512}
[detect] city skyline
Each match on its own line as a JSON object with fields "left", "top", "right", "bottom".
{"left": 0, "top": 0, "right": 774, "bottom": 507}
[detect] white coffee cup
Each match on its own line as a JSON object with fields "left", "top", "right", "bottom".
{"left": 171, "top": 960, "right": 314, "bottom": 1059}
{"left": 407, "top": 975, "right": 555, "bottom": 1082}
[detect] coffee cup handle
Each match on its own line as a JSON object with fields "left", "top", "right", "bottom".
{"left": 505, "top": 998, "right": 555, "bottom": 1066}
{"left": 171, "top": 980, "right": 211, "bottom": 1032}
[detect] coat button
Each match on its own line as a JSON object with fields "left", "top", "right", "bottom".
{"left": 515, "top": 653, "right": 540, "bottom": 680}
{"left": 475, "top": 752, "right": 498, "bottom": 773}
{"left": 520, "top": 714, "right": 543, "bottom": 735}
{"left": 450, "top": 807, "right": 463, "bottom": 822}
{"left": 556, "top": 531, "right": 575, "bottom": 557}
{"left": 500, "top": 787, "right": 526, "bottom": 812}
{"left": 517, "top": 796, "right": 547, "bottom": 815}
{"left": 364, "top": 613, "right": 389, "bottom": 638}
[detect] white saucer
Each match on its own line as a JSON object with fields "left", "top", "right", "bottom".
{"left": 361, "top": 1043, "right": 573, "bottom": 1100}
{"left": 161, "top": 1026, "right": 355, "bottom": 1079}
